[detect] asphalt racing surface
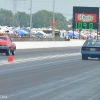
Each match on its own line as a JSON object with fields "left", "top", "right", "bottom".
{"left": 0, "top": 47, "right": 100, "bottom": 100}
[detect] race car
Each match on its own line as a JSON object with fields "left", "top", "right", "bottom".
{"left": 0, "top": 35, "right": 16, "bottom": 56}
{"left": 81, "top": 39, "right": 100, "bottom": 60}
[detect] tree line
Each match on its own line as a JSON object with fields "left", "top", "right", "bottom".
{"left": 0, "top": 9, "right": 72, "bottom": 30}
{"left": 0, "top": 8, "right": 100, "bottom": 31}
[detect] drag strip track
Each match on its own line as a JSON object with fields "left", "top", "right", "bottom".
{"left": 0, "top": 47, "right": 100, "bottom": 100}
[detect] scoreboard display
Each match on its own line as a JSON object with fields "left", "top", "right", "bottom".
{"left": 73, "top": 6, "right": 99, "bottom": 30}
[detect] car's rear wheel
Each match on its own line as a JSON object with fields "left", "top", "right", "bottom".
{"left": 12, "top": 50, "right": 15, "bottom": 55}
{"left": 98, "top": 57, "right": 100, "bottom": 60}
{"left": 82, "top": 54, "right": 88, "bottom": 60}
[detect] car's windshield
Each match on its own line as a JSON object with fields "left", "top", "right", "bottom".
{"left": 0, "top": 37, "right": 7, "bottom": 40}
{"left": 83, "top": 40, "right": 100, "bottom": 46}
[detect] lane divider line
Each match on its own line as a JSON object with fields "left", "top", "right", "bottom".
{"left": 0, "top": 53, "right": 80, "bottom": 65}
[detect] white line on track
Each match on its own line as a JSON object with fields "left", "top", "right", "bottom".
{"left": 0, "top": 53, "right": 80, "bottom": 66}
{"left": 0, "top": 58, "right": 80, "bottom": 74}
{"left": 0, "top": 53, "right": 81, "bottom": 74}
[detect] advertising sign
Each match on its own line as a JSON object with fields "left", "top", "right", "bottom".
{"left": 73, "top": 6, "right": 99, "bottom": 29}
{"left": 75, "top": 13, "right": 97, "bottom": 22}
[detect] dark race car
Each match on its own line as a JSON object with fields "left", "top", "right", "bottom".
{"left": 81, "top": 39, "right": 100, "bottom": 60}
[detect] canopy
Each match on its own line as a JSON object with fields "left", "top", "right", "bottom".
{"left": 20, "top": 28, "right": 30, "bottom": 33}
{"left": 8, "top": 30, "right": 13, "bottom": 34}
{"left": 66, "top": 32, "right": 81, "bottom": 37}
{"left": 16, "top": 29, "right": 29, "bottom": 35}
{"left": 35, "top": 31, "right": 46, "bottom": 35}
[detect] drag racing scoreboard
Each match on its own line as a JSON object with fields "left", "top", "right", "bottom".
{"left": 73, "top": 6, "right": 99, "bottom": 30}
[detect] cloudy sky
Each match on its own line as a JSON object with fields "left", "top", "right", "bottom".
{"left": 0, "top": 0, "right": 100, "bottom": 19}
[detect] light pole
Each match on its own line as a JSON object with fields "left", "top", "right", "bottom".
{"left": 53, "top": 0, "right": 55, "bottom": 23}
{"left": 30, "top": 0, "right": 32, "bottom": 37}
{"left": 52, "top": 0, "right": 55, "bottom": 38}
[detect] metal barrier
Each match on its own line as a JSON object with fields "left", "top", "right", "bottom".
{"left": 10, "top": 37, "right": 65, "bottom": 42}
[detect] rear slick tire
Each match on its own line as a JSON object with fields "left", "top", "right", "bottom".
{"left": 82, "top": 54, "right": 88, "bottom": 60}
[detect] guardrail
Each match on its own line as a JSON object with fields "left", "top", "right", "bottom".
{"left": 11, "top": 37, "right": 65, "bottom": 41}
{"left": 10, "top": 37, "right": 84, "bottom": 42}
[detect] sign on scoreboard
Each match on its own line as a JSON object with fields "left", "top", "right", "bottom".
{"left": 73, "top": 6, "right": 99, "bottom": 30}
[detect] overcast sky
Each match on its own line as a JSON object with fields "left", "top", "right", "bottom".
{"left": 0, "top": 0, "right": 100, "bottom": 20}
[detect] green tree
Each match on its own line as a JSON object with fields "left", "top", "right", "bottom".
{"left": 14, "top": 12, "right": 30, "bottom": 27}
{"left": 0, "top": 9, "right": 13, "bottom": 26}
{"left": 32, "top": 10, "right": 52, "bottom": 28}
{"left": 54, "top": 13, "right": 68, "bottom": 30}
{"left": 32, "top": 10, "right": 68, "bottom": 30}
{"left": 67, "top": 18, "right": 72, "bottom": 25}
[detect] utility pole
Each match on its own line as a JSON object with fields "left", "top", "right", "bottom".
{"left": 13, "top": 0, "right": 17, "bottom": 15}
{"left": 52, "top": 0, "right": 55, "bottom": 38}
{"left": 12, "top": 0, "right": 26, "bottom": 27}
{"left": 30, "top": 0, "right": 32, "bottom": 37}
{"left": 13, "top": 0, "right": 17, "bottom": 26}
{"left": 49, "top": 0, "right": 57, "bottom": 39}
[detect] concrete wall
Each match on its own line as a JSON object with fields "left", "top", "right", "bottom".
{"left": 14, "top": 40, "right": 86, "bottom": 49}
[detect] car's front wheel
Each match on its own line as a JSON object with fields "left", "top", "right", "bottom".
{"left": 6, "top": 49, "right": 10, "bottom": 56}
{"left": 82, "top": 54, "right": 88, "bottom": 60}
